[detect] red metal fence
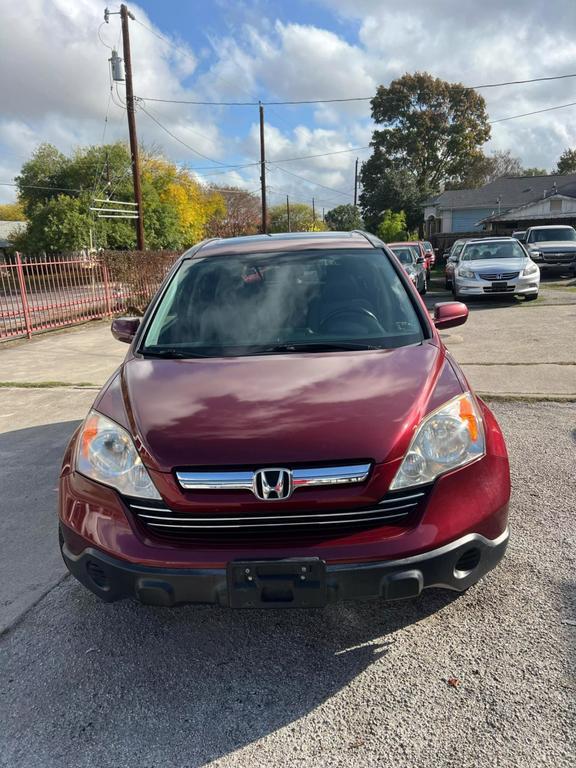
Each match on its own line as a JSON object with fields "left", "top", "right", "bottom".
{"left": 0, "top": 254, "right": 166, "bottom": 341}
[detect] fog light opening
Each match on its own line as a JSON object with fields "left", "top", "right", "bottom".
{"left": 86, "top": 560, "right": 109, "bottom": 590}
{"left": 454, "top": 547, "right": 481, "bottom": 578}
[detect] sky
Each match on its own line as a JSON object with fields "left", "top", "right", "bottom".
{"left": 1, "top": 0, "right": 576, "bottom": 208}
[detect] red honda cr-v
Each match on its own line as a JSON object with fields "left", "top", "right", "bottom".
{"left": 59, "top": 231, "right": 510, "bottom": 609}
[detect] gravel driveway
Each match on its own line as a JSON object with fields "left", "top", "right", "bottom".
{"left": 0, "top": 401, "right": 574, "bottom": 768}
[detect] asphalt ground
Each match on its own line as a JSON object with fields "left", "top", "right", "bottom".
{"left": 0, "top": 398, "right": 574, "bottom": 768}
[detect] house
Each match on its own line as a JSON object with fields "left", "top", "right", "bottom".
{"left": 423, "top": 173, "right": 576, "bottom": 237}
{"left": 478, "top": 180, "right": 576, "bottom": 230}
{"left": 0, "top": 220, "right": 26, "bottom": 260}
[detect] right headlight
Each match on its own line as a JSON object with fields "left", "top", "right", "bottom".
{"left": 522, "top": 261, "right": 539, "bottom": 276}
{"left": 76, "top": 410, "right": 161, "bottom": 499}
{"left": 390, "top": 393, "right": 485, "bottom": 490}
{"left": 458, "top": 267, "right": 475, "bottom": 279}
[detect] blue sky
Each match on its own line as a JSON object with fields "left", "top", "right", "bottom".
{"left": 2, "top": 0, "right": 576, "bottom": 206}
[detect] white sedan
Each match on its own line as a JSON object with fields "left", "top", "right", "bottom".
{"left": 452, "top": 237, "right": 540, "bottom": 301}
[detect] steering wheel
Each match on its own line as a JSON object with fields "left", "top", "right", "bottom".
{"left": 318, "top": 306, "right": 384, "bottom": 334}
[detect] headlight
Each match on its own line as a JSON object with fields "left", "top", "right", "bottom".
{"left": 76, "top": 410, "right": 161, "bottom": 499}
{"left": 458, "top": 267, "right": 475, "bottom": 279}
{"left": 390, "top": 393, "right": 485, "bottom": 490}
{"left": 522, "top": 261, "right": 539, "bottom": 276}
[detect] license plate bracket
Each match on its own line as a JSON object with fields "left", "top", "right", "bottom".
{"left": 491, "top": 281, "right": 508, "bottom": 292}
{"left": 228, "top": 558, "right": 327, "bottom": 608}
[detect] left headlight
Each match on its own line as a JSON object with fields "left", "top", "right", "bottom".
{"left": 76, "top": 410, "right": 161, "bottom": 499}
{"left": 390, "top": 393, "right": 485, "bottom": 490}
{"left": 458, "top": 267, "right": 475, "bottom": 279}
{"left": 522, "top": 261, "right": 539, "bottom": 276}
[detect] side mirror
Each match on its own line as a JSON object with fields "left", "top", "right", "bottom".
{"left": 433, "top": 302, "right": 468, "bottom": 330}
{"left": 416, "top": 255, "right": 425, "bottom": 264}
{"left": 111, "top": 317, "right": 140, "bottom": 343}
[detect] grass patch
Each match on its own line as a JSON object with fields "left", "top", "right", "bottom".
{"left": 0, "top": 381, "right": 97, "bottom": 388}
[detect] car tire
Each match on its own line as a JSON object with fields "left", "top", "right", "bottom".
{"left": 524, "top": 293, "right": 539, "bottom": 301}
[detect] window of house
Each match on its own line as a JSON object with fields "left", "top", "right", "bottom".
{"left": 550, "top": 198, "right": 563, "bottom": 213}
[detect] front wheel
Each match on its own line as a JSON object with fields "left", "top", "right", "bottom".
{"left": 524, "top": 292, "right": 539, "bottom": 301}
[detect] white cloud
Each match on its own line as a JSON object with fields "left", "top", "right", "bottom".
{"left": 2, "top": 0, "right": 576, "bottom": 209}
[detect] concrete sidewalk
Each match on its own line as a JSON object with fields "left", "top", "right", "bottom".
{"left": 0, "top": 303, "right": 575, "bottom": 398}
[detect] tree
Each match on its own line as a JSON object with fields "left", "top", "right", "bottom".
{"left": 324, "top": 204, "right": 363, "bottom": 231}
{"left": 359, "top": 162, "right": 423, "bottom": 234}
{"left": 14, "top": 195, "right": 92, "bottom": 253}
{"left": 205, "top": 187, "right": 261, "bottom": 238}
{"left": 555, "top": 148, "right": 576, "bottom": 174}
{"left": 523, "top": 167, "right": 547, "bottom": 176}
{"left": 14, "top": 142, "right": 233, "bottom": 252}
{"left": 368, "top": 72, "right": 490, "bottom": 192}
{"left": 377, "top": 210, "right": 408, "bottom": 242}
{"left": 449, "top": 150, "right": 548, "bottom": 189}
{"left": 0, "top": 202, "right": 26, "bottom": 221}
{"left": 268, "top": 203, "right": 327, "bottom": 233}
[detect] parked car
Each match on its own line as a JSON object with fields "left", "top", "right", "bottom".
{"left": 523, "top": 225, "right": 576, "bottom": 274}
{"left": 444, "top": 238, "right": 470, "bottom": 288}
{"left": 389, "top": 240, "right": 431, "bottom": 280}
{"left": 389, "top": 243, "right": 427, "bottom": 294}
{"left": 452, "top": 237, "right": 540, "bottom": 301}
{"left": 59, "top": 231, "right": 510, "bottom": 609}
{"left": 422, "top": 240, "right": 436, "bottom": 268}
{"left": 512, "top": 230, "right": 526, "bottom": 243}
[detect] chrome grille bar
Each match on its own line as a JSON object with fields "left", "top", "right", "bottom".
{"left": 176, "top": 463, "right": 371, "bottom": 493}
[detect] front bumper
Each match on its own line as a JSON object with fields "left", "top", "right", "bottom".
{"left": 60, "top": 525, "right": 509, "bottom": 608}
{"left": 456, "top": 276, "right": 538, "bottom": 296}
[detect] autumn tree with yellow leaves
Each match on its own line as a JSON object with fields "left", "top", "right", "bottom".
{"left": 14, "top": 143, "right": 254, "bottom": 253}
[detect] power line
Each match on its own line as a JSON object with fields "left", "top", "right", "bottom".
{"left": 490, "top": 99, "right": 576, "bottom": 124}
{"left": 269, "top": 165, "right": 353, "bottom": 199}
{"left": 138, "top": 101, "right": 238, "bottom": 166}
{"left": 135, "top": 71, "right": 576, "bottom": 107}
{"left": 0, "top": 181, "right": 84, "bottom": 193}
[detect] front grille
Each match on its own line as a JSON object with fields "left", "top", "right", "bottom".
{"left": 125, "top": 486, "right": 431, "bottom": 542}
{"left": 542, "top": 253, "right": 575, "bottom": 263}
{"left": 479, "top": 271, "right": 519, "bottom": 281}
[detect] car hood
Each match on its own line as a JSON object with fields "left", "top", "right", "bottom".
{"left": 528, "top": 241, "right": 576, "bottom": 252}
{"left": 115, "top": 343, "right": 453, "bottom": 471}
{"left": 465, "top": 258, "right": 526, "bottom": 272}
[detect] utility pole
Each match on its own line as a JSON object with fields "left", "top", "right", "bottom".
{"left": 286, "top": 195, "right": 291, "bottom": 232}
{"left": 259, "top": 102, "right": 268, "bottom": 234}
{"left": 353, "top": 157, "right": 359, "bottom": 207}
{"left": 120, "top": 4, "right": 145, "bottom": 250}
{"left": 322, "top": 207, "right": 325, "bottom": 222}
{"left": 312, "top": 197, "right": 316, "bottom": 228}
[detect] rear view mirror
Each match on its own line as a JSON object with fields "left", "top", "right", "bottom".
{"left": 433, "top": 302, "right": 468, "bottom": 330}
{"left": 111, "top": 317, "right": 140, "bottom": 343}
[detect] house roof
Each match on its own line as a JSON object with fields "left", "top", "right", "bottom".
{"left": 0, "top": 220, "right": 26, "bottom": 248}
{"left": 478, "top": 193, "right": 576, "bottom": 223}
{"left": 425, "top": 174, "right": 576, "bottom": 211}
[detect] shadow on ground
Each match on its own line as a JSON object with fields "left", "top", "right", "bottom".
{"left": 0, "top": 422, "right": 464, "bottom": 767}
{"left": 0, "top": 576, "right": 460, "bottom": 767}
{"left": 0, "top": 420, "right": 81, "bottom": 634}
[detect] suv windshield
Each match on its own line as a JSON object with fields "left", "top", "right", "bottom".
{"left": 527, "top": 228, "right": 576, "bottom": 243}
{"left": 391, "top": 246, "right": 417, "bottom": 265}
{"left": 461, "top": 241, "right": 526, "bottom": 261}
{"left": 141, "top": 249, "right": 424, "bottom": 357}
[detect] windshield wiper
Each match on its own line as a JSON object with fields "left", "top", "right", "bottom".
{"left": 256, "top": 341, "right": 384, "bottom": 354}
{"left": 139, "top": 347, "right": 209, "bottom": 359}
